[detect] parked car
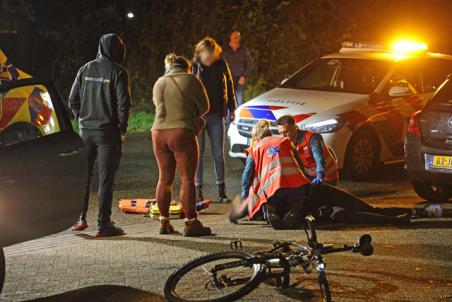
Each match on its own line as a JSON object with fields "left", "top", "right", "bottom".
{"left": 228, "top": 41, "right": 452, "bottom": 179}
{"left": 405, "top": 75, "right": 452, "bottom": 202}
{"left": 0, "top": 78, "right": 87, "bottom": 293}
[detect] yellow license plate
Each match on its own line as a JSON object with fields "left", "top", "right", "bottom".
{"left": 431, "top": 155, "right": 452, "bottom": 168}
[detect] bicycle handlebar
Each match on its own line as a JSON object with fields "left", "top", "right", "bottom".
{"left": 304, "top": 216, "right": 374, "bottom": 257}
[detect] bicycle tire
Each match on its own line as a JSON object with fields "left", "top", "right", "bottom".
{"left": 318, "top": 271, "right": 332, "bottom": 302}
{"left": 164, "top": 251, "right": 266, "bottom": 302}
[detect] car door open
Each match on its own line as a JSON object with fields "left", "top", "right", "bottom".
{"left": 0, "top": 79, "right": 87, "bottom": 247}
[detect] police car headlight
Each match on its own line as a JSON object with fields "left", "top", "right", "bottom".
{"left": 301, "top": 118, "right": 345, "bottom": 133}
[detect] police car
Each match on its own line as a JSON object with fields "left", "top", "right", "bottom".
{"left": 0, "top": 49, "right": 87, "bottom": 293}
{"left": 0, "top": 49, "right": 60, "bottom": 145}
{"left": 228, "top": 41, "right": 452, "bottom": 179}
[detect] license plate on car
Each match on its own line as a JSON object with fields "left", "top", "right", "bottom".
{"left": 425, "top": 154, "right": 452, "bottom": 171}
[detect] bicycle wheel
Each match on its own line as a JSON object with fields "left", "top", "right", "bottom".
{"left": 164, "top": 251, "right": 265, "bottom": 302}
{"left": 318, "top": 271, "right": 332, "bottom": 302}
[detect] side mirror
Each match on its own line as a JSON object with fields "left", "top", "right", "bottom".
{"left": 280, "top": 74, "right": 291, "bottom": 85}
{"left": 388, "top": 82, "right": 413, "bottom": 98}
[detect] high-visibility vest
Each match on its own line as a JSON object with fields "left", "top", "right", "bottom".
{"left": 296, "top": 131, "right": 339, "bottom": 182}
{"left": 245, "top": 136, "right": 310, "bottom": 218}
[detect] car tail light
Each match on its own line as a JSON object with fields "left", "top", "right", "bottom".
{"left": 407, "top": 110, "right": 421, "bottom": 137}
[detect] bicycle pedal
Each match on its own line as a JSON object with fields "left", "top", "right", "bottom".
{"left": 230, "top": 239, "right": 243, "bottom": 250}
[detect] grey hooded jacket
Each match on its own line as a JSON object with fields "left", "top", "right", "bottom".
{"left": 69, "top": 33, "right": 131, "bottom": 134}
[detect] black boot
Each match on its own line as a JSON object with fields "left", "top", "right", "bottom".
{"left": 196, "top": 185, "right": 204, "bottom": 201}
{"left": 218, "top": 183, "right": 230, "bottom": 203}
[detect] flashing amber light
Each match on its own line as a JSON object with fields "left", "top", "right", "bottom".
{"left": 392, "top": 40, "right": 427, "bottom": 54}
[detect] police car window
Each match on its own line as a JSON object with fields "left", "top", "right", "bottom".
{"left": 390, "top": 63, "right": 422, "bottom": 93}
{"left": 422, "top": 59, "right": 452, "bottom": 92}
{"left": 0, "top": 85, "right": 61, "bottom": 147}
{"left": 281, "top": 58, "right": 391, "bottom": 94}
{"left": 428, "top": 79, "right": 452, "bottom": 110}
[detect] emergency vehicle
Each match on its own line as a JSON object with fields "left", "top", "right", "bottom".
{"left": 0, "top": 49, "right": 60, "bottom": 146}
{"left": 0, "top": 49, "right": 87, "bottom": 293}
{"left": 228, "top": 41, "right": 452, "bottom": 179}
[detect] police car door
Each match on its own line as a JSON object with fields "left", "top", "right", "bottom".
{"left": 0, "top": 79, "right": 86, "bottom": 247}
{"left": 379, "top": 61, "right": 425, "bottom": 159}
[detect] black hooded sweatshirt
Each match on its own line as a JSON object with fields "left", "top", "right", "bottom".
{"left": 69, "top": 33, "right": 131, "bottom": 134}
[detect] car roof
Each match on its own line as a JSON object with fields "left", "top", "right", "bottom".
{"left": 322, "top": 51, "right": 452, "bottom": 62}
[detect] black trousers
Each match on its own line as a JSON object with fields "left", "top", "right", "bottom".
{"left": 267, "top": 186, "right": 308, "bottom": 219}
{"left": 80, "top": 130, "right": 122, "bottom": 226}
{"left": 302, "top": 184, "right": 410, "bottom": 224}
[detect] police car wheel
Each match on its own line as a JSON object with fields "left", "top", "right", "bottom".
{"left": 0, "top": 247, "right": 5, "bottom": 294}
{"left": 411, "top": 181, "right": 451, "bottom": 203}
{"left": 345, "top": 130, "right": 379, "bottom": 180}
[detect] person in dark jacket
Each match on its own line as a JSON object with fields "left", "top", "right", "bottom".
{"left": 222, "top": 31, "right": 253, "bottom": 106}
{"left": 192, "top": 37, "right": 236, "bottom": 203}
{"left": 69, "top": 33, "right": 131, "bottom": 237}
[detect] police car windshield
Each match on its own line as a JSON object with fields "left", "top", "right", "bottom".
{"left": 428, "top": 79, "right": 452, "bottom": 110}
{"left": 282, "top": 58, "right": 392, "bottom": 94}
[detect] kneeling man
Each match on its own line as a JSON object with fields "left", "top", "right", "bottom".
{"left": 230, "top": 120, "right": 311, "bottom": 229}
{"left": 276, "top": 115, "right": 339, "bottom": 185}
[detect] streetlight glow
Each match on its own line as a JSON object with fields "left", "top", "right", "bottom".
{"left": 127, "top": 12, "right": 135, "bottom": 19}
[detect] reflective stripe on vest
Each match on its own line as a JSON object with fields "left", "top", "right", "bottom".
{"left": 297, "top": 131, "right": 339, "bottom": 181}
{"left": 246, "top": 136, "right": 310, "bottom": 218}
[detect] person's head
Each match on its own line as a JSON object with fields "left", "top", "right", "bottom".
{"left": 194, "top": 37, "right": 222, "bottom": 66}
{"left": 97, "top": 33, "right": 126, "bottom": 64}
{"left": 164, "top": 53, "right": 191, "bottom": 73}
{"left": 252, "top": 120, "right": 273, "bottom": 142}
{"left": 229, "top": 31, "right": 241, "bottom": 45}
{"left": 276, "top": 115, "right": 298, "bottom": 143}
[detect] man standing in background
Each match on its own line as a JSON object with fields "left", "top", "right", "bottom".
{"left": 223, "top": 31, "right": 253, "bottom": 107}
{"left": 69, "top": 33, "right": 131, "bottom": 237}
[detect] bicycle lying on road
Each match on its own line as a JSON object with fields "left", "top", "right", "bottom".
{"left": 164, "top": 215, "right": 374, "bottom": 302}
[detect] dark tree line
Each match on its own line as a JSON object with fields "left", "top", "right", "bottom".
{"left": 1, "top": 0, "right": 451, "bottom": 112}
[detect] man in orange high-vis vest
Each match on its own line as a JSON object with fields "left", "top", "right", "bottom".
{"left": 276, "top": 115, "right": 339, "bottom": 185}
{"left": 230, "top": 120, "right": 311, "bottom": 229}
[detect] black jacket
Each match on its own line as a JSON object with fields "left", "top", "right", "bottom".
{"left": 192, "top": 59, "right": 236, "bottom": 116}
{"left": 69, "top": 34, "right": 131, "bottom": 134}
{"left": 222, "top": 44, "right": 253, "bottom": 80}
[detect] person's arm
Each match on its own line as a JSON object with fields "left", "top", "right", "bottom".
{"left": 68, "top": 68, "right": 82, "bottom": 119}
{"left": 310, "top": 134, "right": 326, "bottom": 178}
{"left": 242, "top": 46, "right": 253, "bottom": 77}
{"left": 223, "top": 60, "right": 237, "bottom": 115}
{"left": 115, "top": 69, "right": 132, "bottom": 135}
{"left": 241, "top": 155, "right": 255, "bottom": 199}
{"left": 192, "top": 76, "right": 210, "bottom": 117}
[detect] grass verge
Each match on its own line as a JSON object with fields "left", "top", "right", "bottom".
{"left": 71, "top": 111, "right": 155, "bottom": 133}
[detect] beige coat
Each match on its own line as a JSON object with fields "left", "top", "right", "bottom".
{"left": 152, "top": 69, "right": 210, "bottom": 131}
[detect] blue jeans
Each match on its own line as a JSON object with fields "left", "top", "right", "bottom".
{"left": 196, "top": 114, "right": 225, "bottom": 186}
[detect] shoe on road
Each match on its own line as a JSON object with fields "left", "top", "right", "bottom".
{"left": 159, "top": 218, "right": 176, "bottom": 235}
{"left": 72, "top": 220, "right": 88, "bottom": 232}
{"left": 218, "top": 183, "right": 231, "bottom": 203}
{"left": 96, "top": 222, "right": 125, "bottom": 237}
{"left": 183, "top": 219, "right": 211, "bottom": 237}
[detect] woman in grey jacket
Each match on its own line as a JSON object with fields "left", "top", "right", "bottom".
{"left": 152, "top": 53, "right": 211, "bottom": 237}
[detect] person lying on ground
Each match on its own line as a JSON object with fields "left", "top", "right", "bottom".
{"left": 304, "top": 183, "right": 413, "bottom": 225}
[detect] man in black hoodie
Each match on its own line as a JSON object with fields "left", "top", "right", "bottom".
{"left": 69, "top": 33, "right": 131, "bottom": 237}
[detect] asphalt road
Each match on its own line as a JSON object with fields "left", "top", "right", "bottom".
{"left": 1, "top": 133, "right": 451, "bottom": 302}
